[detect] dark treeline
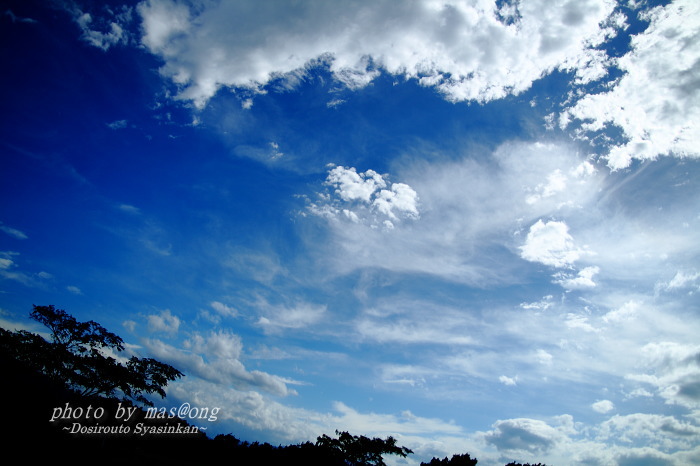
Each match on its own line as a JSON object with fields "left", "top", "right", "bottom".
{"left": 0, "top": 306, "right": 545, "bottom": 465}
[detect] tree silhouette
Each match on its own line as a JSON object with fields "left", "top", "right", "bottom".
{"left": 504, "top": 463, "right": 547, "bottom": 466}
{"left": 0, "top": 305, "right": 182, "bottom": 406}
{"left": 421, "top": 452, "right": 479, "bottom": 465}
{"left": 316, "top": 430, "right": 414, "bottom": 465}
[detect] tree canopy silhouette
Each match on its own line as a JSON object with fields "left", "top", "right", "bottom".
{"left": 0, "top": 305, "right": 182, "bottom": 406}
{"left": 421, "top": 452, "right": 479, "bottom": 465}
{"left": 316, "top": 430, "right": 414, "bottom": 466}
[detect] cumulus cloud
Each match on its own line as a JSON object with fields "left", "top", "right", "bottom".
{"left": 627, "top": 342, "right": 700, "bottom": 408}
{"left": 326, "top": 166, "right": 387, "bottom": 203}
{"left": 519, "top": 219, "right": 588, "bottom": 268}
{"left": 484, "top": 418, "right": 566, "bottom": 453}
{"left": 307, "top": 165, "right": 420, "bottom": 228}
{"left": 372, "top": 183, "right": 420, "bottom": 220}
{"left": 147, "top": 308, "right": 181, "bottom": 333}
{"left": 591, "top": 399, "right": 614, "bottom": 413}
{"left": 561, "top": 0, "right": 700, "bottom": 169}
{"left": 82, "top": 0, "right": 698, "bottom": 169}
{"left": 135, "top": 0, "right": 618, "bottom": 108}
{"left": 599, "top": 413, "right": 700, "bottom": 452}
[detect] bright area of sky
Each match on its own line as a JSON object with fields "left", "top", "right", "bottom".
{"left": 1, "top": 0, "right": 699, "bottom": 464}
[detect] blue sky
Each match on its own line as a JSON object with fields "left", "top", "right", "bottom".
{"left": 1, "top": 0, "right": 700, "bottom": 464}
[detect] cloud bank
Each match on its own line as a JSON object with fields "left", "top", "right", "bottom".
{"left": 136, "top": 0, "right": 617, "bottom": 108}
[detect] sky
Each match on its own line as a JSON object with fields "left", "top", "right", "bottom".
{"left": 1, "top": 0, "right": 699, "bottom": 464}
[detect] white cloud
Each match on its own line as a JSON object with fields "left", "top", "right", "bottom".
{"left": 520, "top": 295, "right": 555, "bottom": 311}
{"left": 117, "top": 203, "right": 141, "bottom": 214}
{"left": 476, "top": 413, "right": 700, "bottom": 466}
{"left": 73, "top": 6, "right": 132, "bottom": 51}
{"left": 499, "top": 375, "right": 518, "bottom": 386}
{"left": 107, "top": 119, "right": 128, "bottom": 129}
{"left": 326, "top": 166, "right": 386, "bottom": 203}
{"left": 268, "top": 141, "right": 283, "bottom": 160}
{"left": 555, "top": 265, "right": 600, "bottom": 289}
{"left": 603, "top": 300, "right": 640, "bottom": 323}
{"left": 122, "top": 320, "right": 137, "bottom": 332}
{"left": 0, "top": 252, "right": 40, "bottom": 287}
{"left": 210, "top": 301, "right": 237, "bottom": 318}
{"left": 565, "top": 313, "right": 599, "bottom": 333}
{"left": 328, "top": 401, "right": 463, "bottom": 437}
{"left": 520, "top": 219, "right": 588, "bottom": 268}
{"left": 372, "top": 183, "right": 420, "bottom": 220}
{"left": 562, "top": 0, "right": 700, "bottom": 169}
{"left": 627, "top": 342, "right": 700, "bottom": 408}
{"left": 66, "top": 285, "right": 83, "bottom": 295}
{"left": 136, "top": 0, "right": 617, "bottom": 108}
{"left": 168, "top": 378, "right": 465, "bottom": 447}
{"left": 254, "top": 297, "right": 326, "bottom": 334}
{"left": 223, "top": 248, "right": 288, "bottom": 285}
{"left": 147, "top": 308, "right": 181, "bottom": 333}
{"left": 483, "top": 417, "right": 567, "bottom": 453}
{"left": 525, "top": 169, "right": 568, "bottom": 205}
{"left": 4, "top": 9, "right": 37, "bottom": 24}
{"left": 308, "top": 165, "right": 420, "bottom": 227}
{"left": 356, "top": 317, "right": 473, "bottom": 346}
{"left": 536, "top": 349, "right": 553, "bottom": 366}
{"left": 664, "top": 270, "right": 700, "bottom": 292}
{"left": 184, "top": 329, "right": 242, "bottom": 359}
{"left": 599, "top": 413, "right": 700, "bottom": 450}
{"left": 591, "top": 399, "right": 614, "bottom": 413}
{"left": 305, "top": 141, "right": 604, "bottom": 285}
{"left": 0, "top": 225, "right": 28, "bottom": 240}
{"left": 144, "top": 336, "right": 295, "bottom": 397}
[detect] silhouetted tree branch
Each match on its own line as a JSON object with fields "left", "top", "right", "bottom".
{"left": 421, "top": 452, "right": 479, "bottom": 465}
{"left": 1, "top": 305, "right": 183, "bottom": 406}
{"left": 316, "top": 430, "right": 413, "bottom": 465}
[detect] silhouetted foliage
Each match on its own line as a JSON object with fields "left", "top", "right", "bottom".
{"left": 421, "top": 452, "right": 479, "bottom": 465}
{"left": 316, "top": 429, "right": 414, "bottom": 465}
{"left": 504, "top": 463, "right": 547, "bottom": 466}
{"left": 0, "top": 305, "right": 183, "bottom": 406}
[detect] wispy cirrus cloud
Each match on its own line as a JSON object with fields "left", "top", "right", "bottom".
{"left": 0, "top": 224, "right": 28, "bottom": 240}
{"left": 303, "top": 141, "right": 603, "bottom": 286}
